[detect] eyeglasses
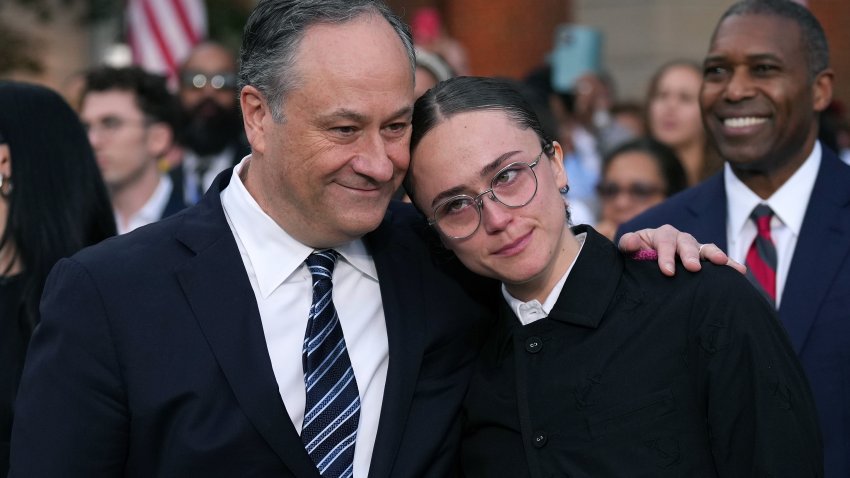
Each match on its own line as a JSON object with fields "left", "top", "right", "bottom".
{"left": 82, "top": 116, "right": 150, "bottom": 139}
{"left": 429, "top": 149, "right": 544, "bottom": 239}
{"left": 181, "top": 71, "right": 237, "bottom": 90}
{"left": 597, "top": 182, "right": 664, "bottom": 202}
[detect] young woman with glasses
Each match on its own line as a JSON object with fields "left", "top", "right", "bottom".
{"left": 403, "top": 76, "right": 822, "bottom": 477}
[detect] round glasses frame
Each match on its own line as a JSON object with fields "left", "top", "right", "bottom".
{"left": 428, "top": 149, "right": 544, "bottom": 240}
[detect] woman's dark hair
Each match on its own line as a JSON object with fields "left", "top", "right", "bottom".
{"left": 406, "top": 76, "right": 555, "bottom": 201}
{"left": 0, "top": 81, "right": 117, "bottom": 329}
{"left": 602, "top": 138, "right": 688, "bottom": 197}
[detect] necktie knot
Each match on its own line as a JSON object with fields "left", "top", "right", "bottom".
{"left": 306, "top": 249, "right": 339, "bottom": 284}
{"left": 750, "top": 204, "right": 774, "bottom": 238}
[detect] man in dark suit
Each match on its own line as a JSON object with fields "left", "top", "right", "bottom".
{"left": 173, "top": 41, "right": 250, "bottom": 205}
{"left": 10, "top": 1, "right": 719, "bottom": 476}
{"left": 620, "top": 1, "right": 849, "bottom": 476}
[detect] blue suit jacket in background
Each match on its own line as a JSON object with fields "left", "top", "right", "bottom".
{"left": 619, "top": 148, "right": 850, "bottom": 478}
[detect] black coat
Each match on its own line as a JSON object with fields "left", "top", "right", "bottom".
{"left": 461, "top": 227, "right": 822, "bottom": 477}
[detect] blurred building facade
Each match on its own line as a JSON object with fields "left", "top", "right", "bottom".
{"left": 389, "top": 0, "right": 849, "bottom": 106}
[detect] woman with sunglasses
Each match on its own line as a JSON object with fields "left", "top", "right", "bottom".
{"left": 403, "top": 76, "right": 822, "bottom": 477}
{"left": 595, "top": 138, "right": 688, "bottom": 241}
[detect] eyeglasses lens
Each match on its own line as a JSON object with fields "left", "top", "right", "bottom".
{"left": 436, "top": 161, "right": 538, "bottom": 239}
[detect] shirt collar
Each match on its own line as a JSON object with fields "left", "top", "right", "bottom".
{"left": 725, "top": 141, "right": 821, "bottom": 237}
{"left": 501, "top": 232, "right": 587, "bottom": 324}
{"left": 220, "top": 156, "right": 377, "bottom": 299}
{"left": 116, "top": 174, "right": 173, "bottom": 234}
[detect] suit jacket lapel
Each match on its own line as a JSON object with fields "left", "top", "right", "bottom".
{"left": 174, "top": 171, "right": 320, "bottom": 477}
{"left": 684, "top": 174, "right": 729, "bottom": 249}
{"left": 780, "top": 150, "right": 850, "bottom": 353}
{"left": 364, "top": 209, "right": 427, "bottom": 478}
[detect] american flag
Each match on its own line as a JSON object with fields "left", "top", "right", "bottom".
{"left": 126, "top": 0, "right": 207, "bottom": 83}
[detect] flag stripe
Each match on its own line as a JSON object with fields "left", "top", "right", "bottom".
{"left": 172, "top": 0, "right": 199, "bottom": 45}
{"left": 126, "top": 0, "right": 206, "bottom": 84}
{"left": 140, "top": 0, "right": 178, "bottom": 75}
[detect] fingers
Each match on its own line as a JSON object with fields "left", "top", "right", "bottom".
{"left": 616, "top": 231, "right": 642, "bottom": 253}
{"left": 653, "top": 225, "right": 682, "bottom": 276}
{"left": 618, "top": 227, "right": 748, "bottom": 276}
{"left": 693, "top": 243, "right": 747, "bottom": 274}
{"left": 725, "top": 258, "right": 747, "bottom": 275}
{"left": 617, "top": 226, "right": 678, "bottom": 276}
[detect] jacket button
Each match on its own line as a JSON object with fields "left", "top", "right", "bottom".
{"left": 525, "top": 336, "right": 543, "bottom": 353}
{"left": 532, "top": 432, "right": 548, "bottom": 448}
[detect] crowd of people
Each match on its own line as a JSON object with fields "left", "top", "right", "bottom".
{"left": 0, "top": 0, "right": 847, "bottom": 476}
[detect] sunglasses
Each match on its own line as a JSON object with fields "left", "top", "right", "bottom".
{"left": 180, "top": 71, "right": 237, "bottom": 90}
{"left": 597, "top": 182, "right": 664, "bottom": 202}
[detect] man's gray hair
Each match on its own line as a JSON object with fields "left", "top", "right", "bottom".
{"left": 239, "top": 0, "right": 415, "bottom": 123}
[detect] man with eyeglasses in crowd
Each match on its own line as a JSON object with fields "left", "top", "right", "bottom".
{"left": 80, "top": 66, "right": 187, "bottom": 234}
{"left": 174, "top": 41, "right": 250, "bottom": 205}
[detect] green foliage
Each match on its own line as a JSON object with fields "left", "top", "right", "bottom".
{"left": 206, "top": 0, "right": 250, "bottom": 52}
{"left": 10, "top": 0, "right": 118, "bottom": 23}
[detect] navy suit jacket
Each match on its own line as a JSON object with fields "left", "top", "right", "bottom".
{"left": 160, "top": 176, "right": 188, "bottom": 220}
{"left": 619, "top": 148, "right": 850, "bottom": 478}
{"left": 10, "top": 170, "right": 494, "bottom": 477}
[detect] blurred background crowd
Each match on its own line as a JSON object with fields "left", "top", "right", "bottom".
{"left": 1, "top": 0, "right": 848, "bottom": 240}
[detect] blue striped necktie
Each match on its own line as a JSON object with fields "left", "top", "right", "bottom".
{"left": 302, "top": 250, "right": 361, "bottom": 478}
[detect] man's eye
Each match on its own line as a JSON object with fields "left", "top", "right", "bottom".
{"left": 703, "top": 66, "right": 726, "bottom": 78}
{"left": 384, "top": 122, "right": 408, "bottom": 134}
{"left": 753, "top": 64, "right": 778, "bottom": 74}
{"left": 102, "top": 117, "right": 123, "bottom": 129}
{"left": 332, "top": 126, "right": 357, "bottom": 135}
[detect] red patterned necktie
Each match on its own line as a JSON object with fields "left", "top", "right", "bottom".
{"left": 745, "top": 205, "right": 777, "bottom": 305}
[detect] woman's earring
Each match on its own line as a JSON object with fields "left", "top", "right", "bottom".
{"left": 0, "top": 174, "right": 12, "bottom": 198}
{"left": 559, "top": 185, "right": 569, "bottom": 194}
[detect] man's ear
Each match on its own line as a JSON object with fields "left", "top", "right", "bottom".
{"left": 145, "top": 122, "right": 174, "bottom": 159}
{"left": 240, "top": 85, "right": 268, "bottom": 155}
{"left": 812, "top": 68, "right": 834, "bottom": 113}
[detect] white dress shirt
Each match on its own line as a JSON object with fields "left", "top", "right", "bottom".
{"left": 724, "top": 141, "right": 821, "bottom": 308}
{"left": 116, "top": 173, "right": 173, "bottom": 235}
{"left": 503, "top": 232, "right": 587, "bottom": 325}
{"left": 220, "top": 157, "right": 388, "bottom": 477}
